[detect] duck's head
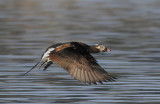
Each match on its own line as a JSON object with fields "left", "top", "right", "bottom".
{"left": 89, "top": 44, "right": 111, "bottom": 53}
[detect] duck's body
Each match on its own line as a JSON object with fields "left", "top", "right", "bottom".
{"left": 24, "top": 42, "right": 115, "bottom": 84}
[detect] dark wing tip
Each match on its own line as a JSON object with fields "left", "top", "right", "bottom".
{"left": 68, "top": 68, "right": 116, "bottom": 85}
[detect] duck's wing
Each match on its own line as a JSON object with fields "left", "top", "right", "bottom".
{"left": 50, "top": 43, "right": 116, "bottom": 84}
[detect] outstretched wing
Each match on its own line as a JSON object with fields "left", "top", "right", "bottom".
{"left": 49, "top": 43, "right": 116, "bottom": 84}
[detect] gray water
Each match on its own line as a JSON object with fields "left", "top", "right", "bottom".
{"left": 0, "top": 0, "right": 160, "bottom": 104}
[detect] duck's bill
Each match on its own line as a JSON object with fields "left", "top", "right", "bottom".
{"left": 105, "top": 48, "right": 111, "bottom": 52}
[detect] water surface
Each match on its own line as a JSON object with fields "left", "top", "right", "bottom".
{"left": 0, "top": 0, "right": 160, "bottom": 103}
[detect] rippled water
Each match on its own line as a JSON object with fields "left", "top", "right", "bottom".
{"left": 0, "top": 0, "right": 160, "bottom": 103}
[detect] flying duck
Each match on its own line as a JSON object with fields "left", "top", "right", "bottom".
{"left": 24, "top": 42, "right": 116, "bottom": 84}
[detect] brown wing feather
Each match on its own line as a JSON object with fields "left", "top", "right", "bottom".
{"left": 49, "top": 45, "right": 115, "bottom": 84}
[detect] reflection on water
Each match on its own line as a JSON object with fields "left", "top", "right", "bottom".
{"left": 0, "top": 0, "right": 160, "bottom": 103}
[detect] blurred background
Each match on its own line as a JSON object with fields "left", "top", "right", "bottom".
{"left": 0, "top": 0, "right": 160, "bottom": 103}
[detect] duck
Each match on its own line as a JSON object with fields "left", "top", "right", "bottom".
{"left": 24, "top": 41, "right": 116, "bottom": 84}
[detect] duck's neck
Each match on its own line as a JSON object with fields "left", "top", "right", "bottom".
{"left": 89, "top": 45, "right": 99, "bottom": 53}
